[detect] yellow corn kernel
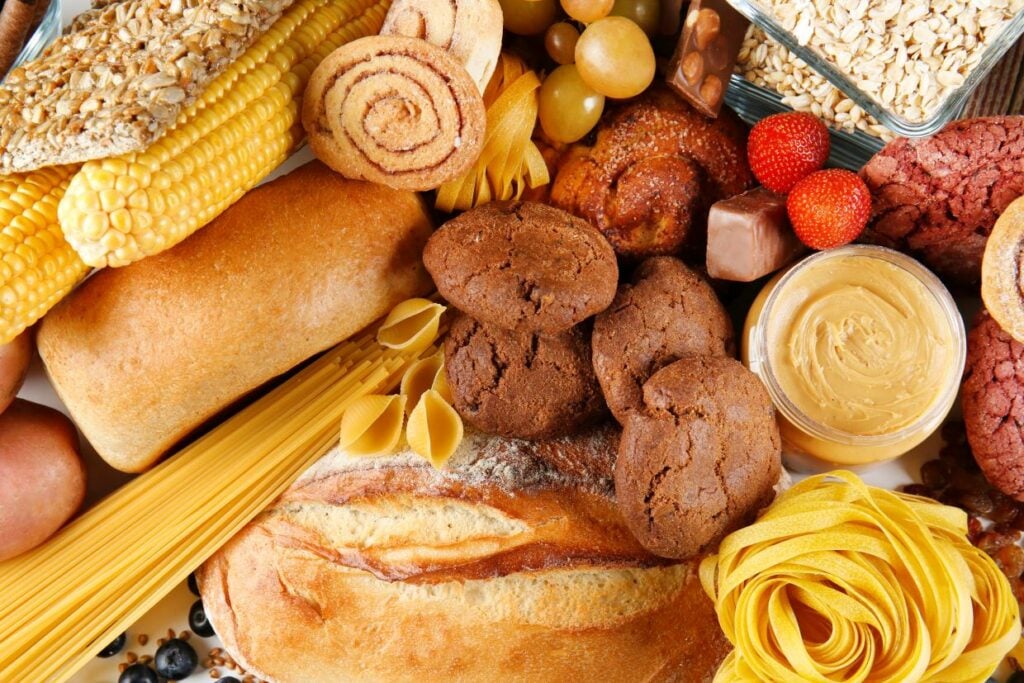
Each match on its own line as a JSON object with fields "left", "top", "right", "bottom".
{"left": 0, "top": 166, "right": 89, "bottom": 343}
{"left": 59, "top": 0, "right": 391, "bottom": 268}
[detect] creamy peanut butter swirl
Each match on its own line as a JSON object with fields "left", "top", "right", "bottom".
{"left": 767, "top": 254, "right": 958, "bottom": 436}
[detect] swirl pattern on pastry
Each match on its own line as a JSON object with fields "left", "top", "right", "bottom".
{"left": 551, "top": 86, "right": 752, "bottom": 259}
{"left": 302, "top": 36, "right": 486, "bottom": 191}
{"left": 380, "top": 0, "right": 503, "bottom": 92}
{"left": 700, "top": 471, "right": 1020, "bottom": 683}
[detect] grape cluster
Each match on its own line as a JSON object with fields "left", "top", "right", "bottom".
{"left": 499, "top": 0, "right": 662, "bottom": 143}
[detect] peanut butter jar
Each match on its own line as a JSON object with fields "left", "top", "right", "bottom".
{"left": 743, "top": 245, "right": 966, "bottom": 469}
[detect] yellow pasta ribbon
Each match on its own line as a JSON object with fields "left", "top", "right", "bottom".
{"left": 435, "top": 52, "right": 550, "bottom": 212}
{"left": 700, "top": 471, "right": 1020, "bottom": 683}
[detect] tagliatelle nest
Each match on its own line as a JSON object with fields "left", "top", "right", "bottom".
{"left": 700, "top": 470, "right": 1020, "bottom": 683}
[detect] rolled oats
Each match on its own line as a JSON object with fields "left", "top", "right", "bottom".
{"left": 742, "top": 0, "right": 1024, "bottom": 125}
{"left": 0, "top": 0, "right": 295, "bottom": 174}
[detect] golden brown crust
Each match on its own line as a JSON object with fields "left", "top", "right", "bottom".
{"left": 551, "top": 87, "right": 753, "bottom": 260}
{"left": 199, "top": 430, "right": 731, "bottom": 682}
{"left": 380, "top": 0, "right": 503, "bottom": 92}
{"left": 37, "top": 161, "right": 434, "bottom": 472}
{"left": 302, "top": 35, "right": 486, "bottom": 191}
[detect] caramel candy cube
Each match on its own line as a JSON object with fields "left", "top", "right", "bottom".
{"left": 706, "top": 188, "right": 806, "bottom": 282}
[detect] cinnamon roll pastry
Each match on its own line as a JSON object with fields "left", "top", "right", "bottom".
{"left": 302, "top": 36, "right": 487, "bottom": 191}
{"left": 380, "top": 0, "right": 503, "bottom": 92}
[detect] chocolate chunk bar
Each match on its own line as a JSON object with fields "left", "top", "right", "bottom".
{"left": 706, "top": 188, "right": 806, "bottom": 282}
{"left": 666, "top": 0, "right": 749, "bottom": 117}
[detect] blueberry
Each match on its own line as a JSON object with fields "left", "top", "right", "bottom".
{"left": 189, "top": 599, "right": 215, "bottom": 638}
{"left": 154, "top": 637, "right": 198, "bottom": 680}
{"left": 187, "top": 572, "right": 200, "bottom": 596}
{"left": 97, "top": 632, "right": 126, "bottom": 658}
{"left": 118, "top": 664, "right": 158, "bottom": 683}
{"left": 217, "top": 678, "right": 242, "bottom": 683}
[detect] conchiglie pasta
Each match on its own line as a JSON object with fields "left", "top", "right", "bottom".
{"left": 407, "top": 389, "right": 463, "bottom": 469}
{"left": 400, "top": 351, "right": 452, "bottom": 414}
{"left": 339, "top": 394, "right": 407, "bottom": 456}
{"left": 377, "top": 298, "right": 446, "bottom": 353}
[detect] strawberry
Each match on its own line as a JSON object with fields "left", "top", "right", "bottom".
{"left": 747, "top": 112, "right": 831, "bottom": 194}
{"left": 786, "top": 169, "right": 872, "bottom": 250}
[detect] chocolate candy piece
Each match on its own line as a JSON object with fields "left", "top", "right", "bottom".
{"left": 706, "top": 188, "right": 806, "bottom": 282}
{"left": 666, "top": 0, "right": 749, "bottom": 117}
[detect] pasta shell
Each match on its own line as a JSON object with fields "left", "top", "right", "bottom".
{"left": 339, "top": 394, "right": 407, "bottom": 456}
{"left": 377, "top": 298, "right": 446, "bottom": 353}
{"left": 407, "top": 389, "right": 464, "bottom": 469}
{"left": 400, "top": 351, "right": 449, "bottom": 416}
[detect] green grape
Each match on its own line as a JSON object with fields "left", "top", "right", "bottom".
{"left": 545, "top": 22, "right": 580, "bottom": 65}
{"left": 561, "top": 0, "right": 613, "bottom": 23}
{"left": 538, "top": 64, "right": 606, "bottom": 143}
{"left": 610, "top": 0, "right": 661, "bottom": 35}
{"left": 575, "top": 16, "right": 655, "bottom": 99}
{"left": 498, "top": 0, "right": 559, "bottom": 35}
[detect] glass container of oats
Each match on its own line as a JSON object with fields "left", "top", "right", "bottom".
{"left": 726, "top": 0, "right": 1024, "bottom": 137}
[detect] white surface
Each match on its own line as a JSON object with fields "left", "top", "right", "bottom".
{"left": 20, "top": 1, "right": 952, "bottom": 680}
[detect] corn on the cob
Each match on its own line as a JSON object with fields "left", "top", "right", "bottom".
{"left": 0, "top": 166, "right": 88, "bottom": 343}
{"left": 58, "top": 0, "right": 391, "bottom": 269}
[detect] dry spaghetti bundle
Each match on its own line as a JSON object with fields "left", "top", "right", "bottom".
{"left": 700, "top": 470, "right": 1020, "bottom": 683}
{"left": 0, "top": 324, "right": 436, "bottom": 681}
{"left": 435, "top": 52, "right": 550, "bottom": 212}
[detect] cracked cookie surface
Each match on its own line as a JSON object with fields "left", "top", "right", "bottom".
{"left": 423, "top": 201, "right": 618, "bottom": 334}
{"left": 444, "top": 312, "right": 606, "bottom": 439}
{"left": 860, "top": 116, "right": 1024, "bottom": 284}
{"left": 592, "top": 256, "right": 734, "bottom": 424}
{"left": 615, "top": 356, "right": 781, "bottom": 560}
{"left": 963, "top": 311, "right": 1024, "bottom": 501}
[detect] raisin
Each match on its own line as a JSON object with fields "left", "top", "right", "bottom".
{"left": 994, "top": 545, "right": 1024, "bottom": 579}
{"left": 990, "top": 493, "right": 1020, "bottom": 524}
{"left": 920, "top": 459, "right": 952, "bottom": 489}
{"left": 977, "top": 530, "right": 1015, "bottom": 553}
{"left": 959, "top": 491, "right": 994, "bottom": 516}
{"left": 902, "top": 483, "right": 934, "bottom": 499}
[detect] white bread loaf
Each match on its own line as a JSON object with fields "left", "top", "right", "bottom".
{"left": 197, "top": 425, "right": 731, "bottom": 682}
{"left": 37, "top": 161, "right": 434, "bottom": 472}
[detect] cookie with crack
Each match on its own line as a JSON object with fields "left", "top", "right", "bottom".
{"left": 592, "top": 256, "right": 734, "bottom": 424}
{"left": 615, "top": 356, "right": 780, "bottom": 560}
{"left": 962, "top": 310, "right": 1024, "bottom": 501}
{"left": 423, "top": 201, "right": 618, "bottom": 334}
{"left": 443, "top": 312, "right": 606, "bottom": 440}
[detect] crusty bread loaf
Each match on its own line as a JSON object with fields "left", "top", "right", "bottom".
{"left": 198, "top": 425, "right": 731, "bottom": 683}
{"left": 37, "top": 161, "right": 434, "bottom": 472}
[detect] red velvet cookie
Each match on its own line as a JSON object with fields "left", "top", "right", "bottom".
{"left": 860, "top": 116, "right": 1024, "bottom": 284}
{"left": 962, "top": 310, "right": 1024, "bottom": 501}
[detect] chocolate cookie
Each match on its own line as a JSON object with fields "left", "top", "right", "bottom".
{"left": 615, "top": 356, "right": 781, "bottom": 559}
{"left": 592, "top": 256, "right": 735, "bottom": 424}
{"left": 444, "top": 313, "right": 606, "bottom": 440}
{"left": 962, "top": 311, "right": 1024, "bottom": 501}
{"left": 423, "top": 201, "right": 618, "bottom": 334}
{"left": 860, "top": 116, "right": 1024, "bottom": 284}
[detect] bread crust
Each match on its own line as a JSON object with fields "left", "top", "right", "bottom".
{"left": 198, "top": 427, "right": 731, "bottom": 682}
{"left": 37, "top": 161, "right": 434, "bottom": 472}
